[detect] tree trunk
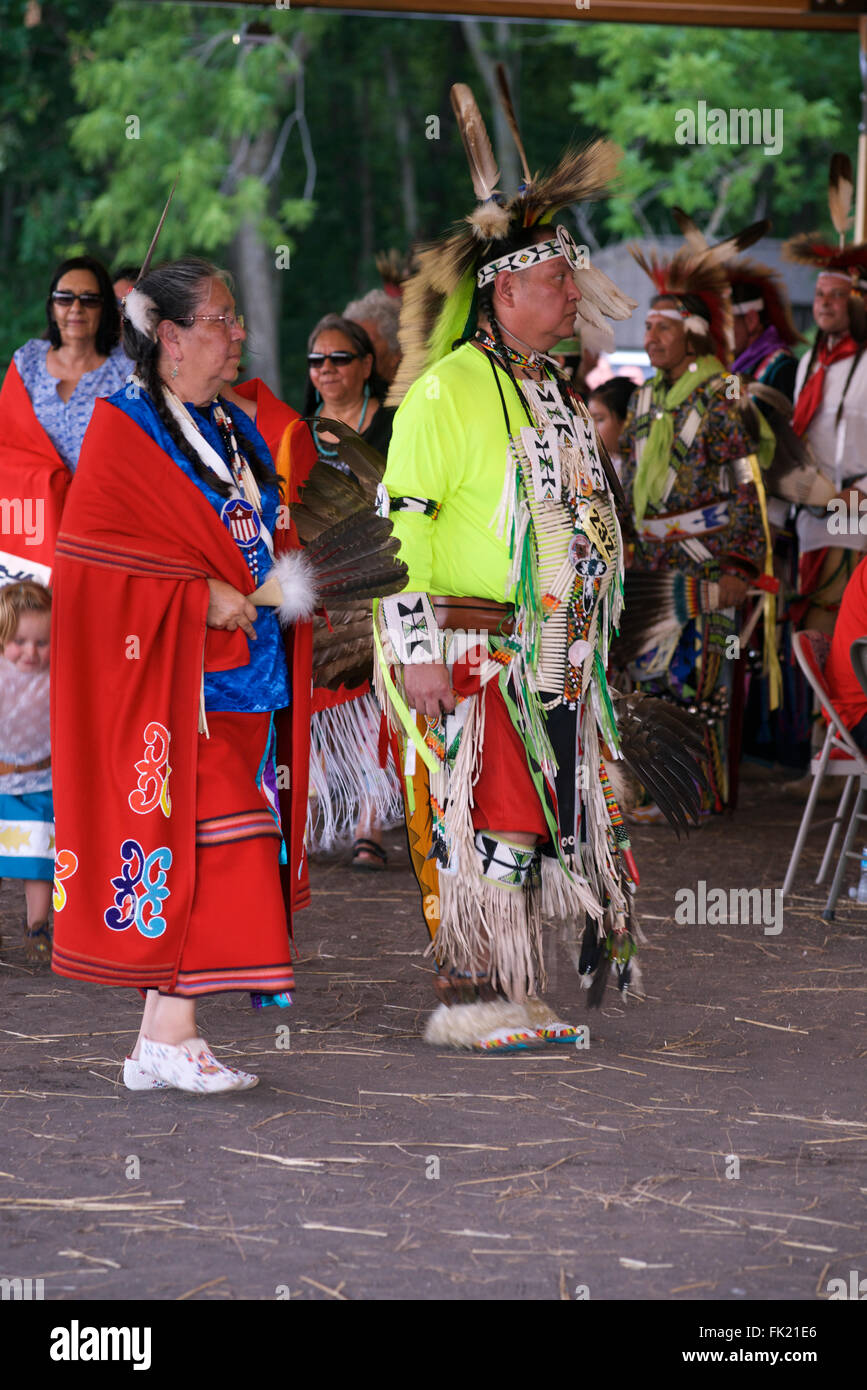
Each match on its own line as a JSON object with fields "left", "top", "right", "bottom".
{"left": 232, "top": 217, "right": 281, "bottom": 396}
{"left": 357, "top": 84, "right": 375, "bottom": 290}
{"left": 383, "top": 46, "right": 419, "bottom": 243}
{"left": 226, "top": 108, "right": 286, "bottom": 396}
{"left": 460, "top": 18, "right": 521, "bottom": 194}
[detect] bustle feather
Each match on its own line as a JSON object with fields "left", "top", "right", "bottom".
{"left": 829, "top": 152, "right": 854, "bottom": 246}
{"left": 670, "top": 207, "right": 770, "bottom": 266}
{"left": 510, "top": 140, "right": 620, "bottom": 229}
{"left": 494, "top": 63, "right": 532, "bottom": 186}
{"left": 450, "top": 84, "right": 509, "bottom": 242}
{"left": 268, "top": 424, "right": 407, "bottom": 687}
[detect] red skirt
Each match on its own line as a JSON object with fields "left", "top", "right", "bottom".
{"left": 53, "top": 711, "right": 295, "bottom": 997}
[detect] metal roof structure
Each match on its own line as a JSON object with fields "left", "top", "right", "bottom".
{"left": 225, "top": 0, "right": 861, "bottom": 33}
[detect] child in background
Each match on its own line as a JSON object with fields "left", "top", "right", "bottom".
{"left": 588, "top": 377, "right": 637, "bottom": 481}
{"left": 0, "top": 582, "right": 54, "bottom": 963}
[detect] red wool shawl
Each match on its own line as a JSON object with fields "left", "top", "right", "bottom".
{"left": 0, "top": 360, "right": 72, "bottom": 568}
{"left": 50, "top": 399, "right": 309, "bottom": 987}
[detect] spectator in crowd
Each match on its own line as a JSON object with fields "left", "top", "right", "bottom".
{"left": 344, "top": 289, "right": 402, "bottom": 386}
{"left": 0, "top": 256, "right": 131, "bottom": 567}
{"left": 588, "top": 376, "right": 636, "bottom": 480}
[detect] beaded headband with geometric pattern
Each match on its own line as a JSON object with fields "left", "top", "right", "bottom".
{"left": 477, "top": 225, "right": 584, "bottom": 286}
{"left": 387, "top": 74, "right": 637, "bottom": 404}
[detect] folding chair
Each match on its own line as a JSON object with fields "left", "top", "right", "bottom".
{"left": 819, "top": 636, "right": 867, "bottom": 919}
{"left": 781, "top": 630, "right": 867, "bottom": 919}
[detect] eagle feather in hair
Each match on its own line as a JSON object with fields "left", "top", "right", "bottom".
{"left": 829, "top": 153, "right": 854, "bottom": 244}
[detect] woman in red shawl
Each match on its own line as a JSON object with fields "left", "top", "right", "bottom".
{"left": 51, "top": 258, "right": 313, "bottom": 1094}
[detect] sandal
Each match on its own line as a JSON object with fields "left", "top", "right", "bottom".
{"left": 351, "top": 838, "right": 388, "bottom": 872}
{"left": 24, "top": 919, "right": 52, "bottom": 966}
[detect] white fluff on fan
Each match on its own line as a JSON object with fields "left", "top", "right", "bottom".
{"left": 257, "top": 551, "right": 320, "bottom": 626}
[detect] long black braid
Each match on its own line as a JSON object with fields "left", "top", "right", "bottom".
{"left": 124, "top": 255, "right": 277, "bottom": 498}
{"left": 476, "top": 281, "right": 535, "bottom": 427}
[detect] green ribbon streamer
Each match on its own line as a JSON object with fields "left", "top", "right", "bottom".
{"left": 632, "top": 355, "right": 723, "bottom": 523}
{"left": 372, "top": 600, "right": 439, "bottom": 777}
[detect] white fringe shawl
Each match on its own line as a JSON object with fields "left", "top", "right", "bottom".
{"left": 307, "top": 690, "right": 403, "bottom": 852}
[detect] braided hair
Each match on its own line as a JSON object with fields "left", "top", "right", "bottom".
{"left": 474, "top": 225, "right": 562, "bottom": 423}
{"left": 122, "top": 256, "right": 276, "bottom": 499}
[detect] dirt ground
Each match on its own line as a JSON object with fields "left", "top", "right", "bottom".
{"left": 1, "top": 764, "right": 865, "bottom": 1304}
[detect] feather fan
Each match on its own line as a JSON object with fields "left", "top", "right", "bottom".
{"left": 610, "top": 689, "right": 709, "bottom": 838}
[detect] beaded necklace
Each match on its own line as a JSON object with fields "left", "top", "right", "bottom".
{"left": 474, "top": 329, "right": 566, "bottom": 378}
{"left": 313, "top": 394, "right": 370, "bottom": 471}
{"left": 209, "top": 400, "right": 264, "bottom": 582}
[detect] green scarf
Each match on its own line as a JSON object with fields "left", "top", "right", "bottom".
{"left": 632, "top": 355, "right": 723, "bottom": 523}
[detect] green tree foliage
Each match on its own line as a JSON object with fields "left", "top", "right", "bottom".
{"left": 0, "top": 0, "right": 110, "bottom": 360}
{"left": 69, "top": 4, "right": 320, "bottom": 262}
{"left": 560, "top": 24, "right": 859, "bottom": 240}
{"left": 2, "top": 4, "right": 862, "bottom": 401}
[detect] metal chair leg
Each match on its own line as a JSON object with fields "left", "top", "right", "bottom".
{"left": 823, "top": 779, "right": 867, "bottom": 921}
{"left": 817, "top": 777, "right": 857, "bottom": 885}
{"left": 782, "top": 732, "right": 834, "bottom": 898}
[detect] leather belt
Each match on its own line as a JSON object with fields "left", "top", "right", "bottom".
{"left": 432, "top": 595, "right": 515, "bottom": 637}
{"left": 0, "top": 755, "right": 51, "bottom": 775}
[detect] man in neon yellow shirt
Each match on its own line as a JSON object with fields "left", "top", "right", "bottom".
{"left": 375, "top": 84, "right": 703, "bottom": 1052}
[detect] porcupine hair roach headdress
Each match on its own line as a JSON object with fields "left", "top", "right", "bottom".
{"left": 783, "top": 153, "right": 867, "bottom": 345}
{"left": 630, "top": 207, "right": 770, "bottom": 367}
{"left": 387, "top": 71, "right": 636, "bottom": 404}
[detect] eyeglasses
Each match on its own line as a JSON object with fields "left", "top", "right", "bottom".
{"left": 51, "top": 290, "right": 103, "bottom": 308}
{"left": 179, "top": 312, "right": 245, "bottom": 331}
{"left": 308, "top": 352, "right": 360, "bottom": 368}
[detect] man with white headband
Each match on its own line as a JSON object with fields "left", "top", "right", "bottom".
{"left": 618, "top": 238, "right": 767, "bottom": 814}
{"left": 730, "top": 265, "right": 801, "bottom": 401}
{"left": 373, "top": 85, "right": 706, "bottom": 1053}
{"left": 780, "top": 241, "right": 867, "bottom": 636}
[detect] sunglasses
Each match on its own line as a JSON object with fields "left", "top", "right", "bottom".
{"left": 51, "top": 290, "right": 104, "bottom": 309}
{"left": 308, "top": 351, "right": 360, "bottom": 368}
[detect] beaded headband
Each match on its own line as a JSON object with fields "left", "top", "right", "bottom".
{"left": 477, "top": 225, "right": 582, "bottom": 288}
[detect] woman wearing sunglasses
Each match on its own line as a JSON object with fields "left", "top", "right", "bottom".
{"left": 297, "top": 314, "right": 402, "bottom": 870}
{"left": 0, "top": 256, "right": 131, "bottom": 570}
{"left": 302, "top": 314, "right": 395, "bottom": 465}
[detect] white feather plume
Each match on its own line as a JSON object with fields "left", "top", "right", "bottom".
{"left": 265, "top": 550, "right": 320, "bottom": 626}
{"left": 123, "top": 286, "right": 160, "bottom": 342}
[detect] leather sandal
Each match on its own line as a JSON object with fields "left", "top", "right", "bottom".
{"left": 351, "top": 838, "right": 388, "bottom": 871}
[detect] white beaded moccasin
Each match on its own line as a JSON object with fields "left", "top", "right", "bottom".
{"left": 140, "top": 1038, "right": 258, "bottom": 1093}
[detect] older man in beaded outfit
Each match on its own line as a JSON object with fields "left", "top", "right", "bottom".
{"left": 373, "top": 85, "right": 706, "bottom": 1053}
{"left": 619, "top": 249, "right": 767, "bottom": 813}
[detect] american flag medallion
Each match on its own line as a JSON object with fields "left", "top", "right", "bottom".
{"left": 220, "top": 497, "right": 261, "bottom": 550}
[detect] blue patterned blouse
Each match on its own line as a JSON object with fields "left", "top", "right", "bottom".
{"left": 13, "top": 339, "right": 133, "bottom": 471}
{"left": 108, "top": 386, "right": 290, "bottom": 715}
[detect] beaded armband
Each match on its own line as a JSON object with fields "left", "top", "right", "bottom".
{"left": 389, "top": 494, "right": 442, "bottom": 519}
{"left": 379, "top": 591, "right": 441, "bottom": 664}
